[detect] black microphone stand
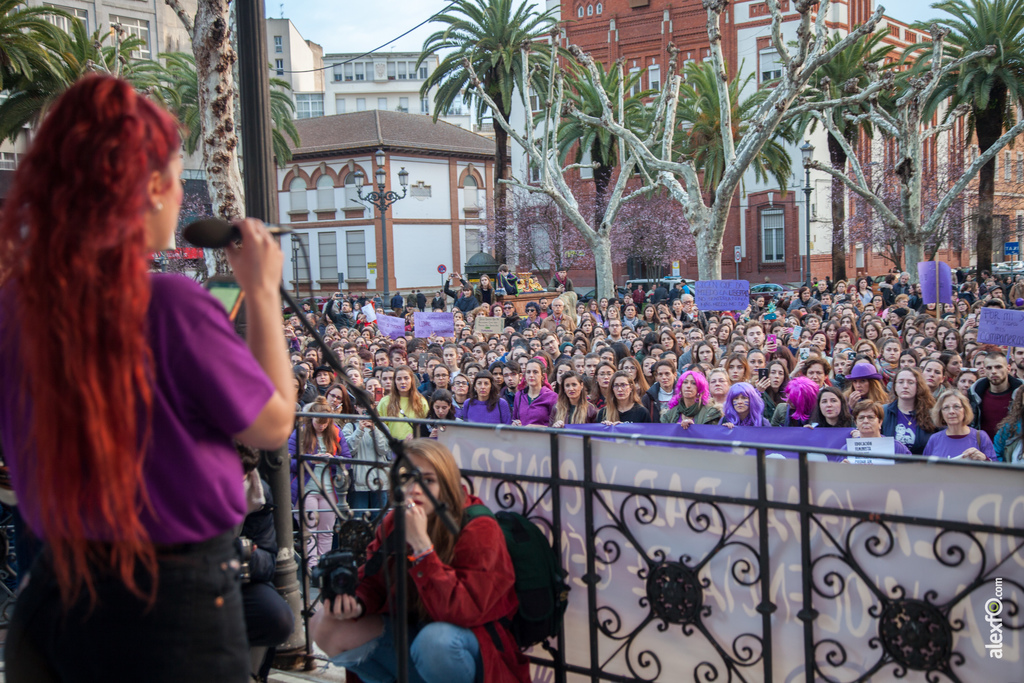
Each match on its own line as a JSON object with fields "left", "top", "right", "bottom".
{"left": 280, "top": 286, "right": 456, "bottom": 683}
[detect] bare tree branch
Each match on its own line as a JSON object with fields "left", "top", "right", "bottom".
{"left": 165, "top": 0, "right": 194, "bottom": 40}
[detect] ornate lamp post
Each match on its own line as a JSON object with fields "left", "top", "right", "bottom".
{"left": 355, "top": 149, "right": 409, "bottom": 300}
{"left": 801, "top": 140, "right": 815, "bottom": 288}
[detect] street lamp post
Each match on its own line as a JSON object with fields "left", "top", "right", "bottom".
{"left": 355, "top": 149, "right": 409, "bottom": 300}
{"left": 801, "top": 140, "right": 815, "bottom": 288}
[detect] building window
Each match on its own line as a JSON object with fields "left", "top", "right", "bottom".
{"left": 410, "top": 181, "right": 431, "bottom": 199}
{"left": 275, "top": 59, "right": 284, "bottom": 76}
{"left": 578, "top": 6, "right": 584, "bottom": 17}
{"left": 274, "top": 35, "right": 282, "bottom": 53}
{"left": 421, "top": 97, "right": 430, "bottom": 114}
{"left": 398, "top": 97, "right": 409, "bottom": 112}
{"left": 759, "top": 49, "right": 782, "bottom": 84}
{"left": 587, "top": 4, "right": 593, "bottom": 15}
{"left": 289, "top": 177, "right": 308, "bottom": 213}
{"left": 355, "top": 62, "right": 365, "bottom": 81}
{"left": 336, "top": 96, "right": 346, "bottom": 114}
{"left": 398, "top": 61, "right": 408, "bottom": 79}
{"left": 1017, "top": 153, "right": 1023, "bottom": 183}
{"left": 0, "top": 152, "right": 16, "bottom": 170}
{"left": 45, "top": 4, "right": 88, "bottom": 33}
{"left": 318, "top": 231, "right": 338, "bottom": 281}
{"left": 387, "top": 62, "right": 396, "bottom": 80}
{"left": 580, "top": 147, "right": 594, "bottom": 180}
{"left": 316, "top": 175, "right": 335, "bottom": 211}
{"left": 465, "top": 228, "right": 481, "bottom": 255}
{"left": 529, "top": 162, "right": 541, "bottom": 183}
{"left": 377, "top": 97, "right": 387, "bottom": 110}
{"left": 357, "top": 98, "right": 366, "bottom": 112}
{"left": 761, "top": 208, "right": 785, "bottom": 263}
{"left": 648, "top": 64, "right": 661, "bottom": 91}
{"left": 464, "top": 175, "right": 479, "bottom": 209}
{"left": 344, "top": 63, "right": 354, "bottom": 81}
{"left": 628, "top": 67, "right": 640, "bottom": 97}
{"left": 446, "top": 101, "right": 464, "bottom": 116}
{"left": 292, "top": 233, "right": 310, "bottom": 282}
{"left": 1006, "top": 151, "right": 1012, "bottom": 181}
{"left": 418, "top": 65, "right": 428, "bottom": 79}
{"left": 296, "top": 93, "right": 324, "bottom": 119}
{"left": 346, "top": 230, "right": 367, "bottom": 280}
{"left": 596, "top": 2, "right": 603, "bottom": 13}
{"left": 344, "top": 174, "right": 363, "bottom": 209}
{"left": 109, "top": 15, "right": 150, "bottom": 59}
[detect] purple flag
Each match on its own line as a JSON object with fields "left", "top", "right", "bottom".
{"left": 376, "top": 314, "right": 406, "bottom": 339}
{"left": 414, "top": 312, "right": 455, "bottom": 338}
{"left": 918, "top": 261, "right": 953, "bottom": 305}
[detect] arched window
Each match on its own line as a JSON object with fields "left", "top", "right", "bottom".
{"left": 587, "top": 4, "right": 593, "bottom": 15}
{"left": 464, "top": 174, "right": 479, "bottom": 209}
{"left": 289, "top": 177, "right": 307, "bottom": 213}
{"left": 316, "top": 175, "right": 334, "bottom": 211}
{"left": 596, "top": 2, "right": 603, "bottom": 13}
{"left": 577, "top": 5, "right": 584, "bottom": 17}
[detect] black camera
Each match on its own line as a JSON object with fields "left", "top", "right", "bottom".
{"left": 236, "top": 536, "right": 254, "bottom": 584}
{"left": 312, "top": 549, "right": 359, "bottom": 603}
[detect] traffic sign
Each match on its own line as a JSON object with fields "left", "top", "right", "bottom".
{"left": 1006, "top": 242, "right": 1020, "bottom": 256}
{"left": 734, "top": 246, "right": 742, "bottom": 262}
{"left": 438, "top": 264, "right": 447, "bottom": 274}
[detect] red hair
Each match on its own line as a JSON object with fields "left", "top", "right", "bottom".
{"left": 0, "top": 75, "right": 180, "bottom": 605}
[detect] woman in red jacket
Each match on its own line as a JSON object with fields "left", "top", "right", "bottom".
{"left": 310, "top": 439, "right": 529, "bottom": 683}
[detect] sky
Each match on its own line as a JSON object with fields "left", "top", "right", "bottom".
{"left": 271, "top": 0, "right": 948, "bottom": 56}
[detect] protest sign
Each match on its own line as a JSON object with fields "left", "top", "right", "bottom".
{"left": 375, "top": 314, "right": 405, "bottom": 339}
{"left": 413, "top": 311, "right": 455, "bottom": 338}
{"left": 845, "top": 437, "right": 896, "bottom": 465}
{"left": 360, "top": 303, "right": 376, "bottom": 323}
{"left": 977, "top": 307, "right": 1024, "bottom": 347}
{"left": 918, "top": 261, "right": 953, "bottom": 305}
{"left": 473, "top": 316, "right": 505, "bottom": 334}
{"left": 695, "top": 280, "right": 750, "bottom": 311}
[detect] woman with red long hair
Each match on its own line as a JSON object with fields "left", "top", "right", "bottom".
{"left": 0, "top": 76, "right": 294, "bottom": 682}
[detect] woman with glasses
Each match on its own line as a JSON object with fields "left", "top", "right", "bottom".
{"left": 597, "top": 372, "right": 650, "bottom": 424}
{"left": 449, "top": 374, "right": 471, "bottom": 413}
{"left": 501, "top": 301, "right": 522, "bottom": 332}
{"left": 923, "top": 390, "right": 995, "bottom": 460}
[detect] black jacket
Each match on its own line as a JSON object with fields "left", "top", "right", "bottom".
{"left": 968, "top": 376, "right": 1023, "bottom": 431}
{"left": 416, "top": 292, "right": 427, "bottom": 311}
{"left": 641, "top": 384, "right": 669, "bottom": 423}
{"left": 324, "top": 299, "right": 355, "bottom": 328}
{"left": 240, "top": 479, "right": 278, "bottom": 584}
{"left": 431, "top": 296, "right": 446, "bottom": 311}
{"left": 444, "top": 281, "right": 479, "bottom": 313}
{"left": 390, "top": 293, "right": 404, "bottom": 310}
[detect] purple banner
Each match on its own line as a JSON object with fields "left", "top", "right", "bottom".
{"left": 977, "top": 307, "right": 1024, "bottom": 347}
{"left": 574, "top": 423, "right": 851, "bottom": 461}
{"left": 695, "top": 280, "right": 750, "bottom": 311}
{"left": 375, "top": 314, "right": 406, "bottom": 339}
{"left": 918, "top": 261, "right": 953, "bottom": 305}
{"left": 413, "top": 311, "right": 455, "bottom": 338}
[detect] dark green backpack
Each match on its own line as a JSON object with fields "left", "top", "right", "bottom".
{"left": 464, "top": 505, "right": 570, "bottom": 649}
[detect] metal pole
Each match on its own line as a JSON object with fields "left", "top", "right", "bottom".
{"left": 380, "top": 191, "right": 390, "bottom": 301}
{"left": 236, "top": 0, "right": 306, "bottom": 664}
{"left": 804, "top": 168, "right": 813, "bottom": 288}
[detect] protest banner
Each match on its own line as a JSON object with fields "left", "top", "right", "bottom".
{"left": 845, "top": 436, "right": 896, "bottom": 465}
{"left": 473, "top": 316, "right": 504, "bottom": 334}
{"left": 977, "top": 307, "right": 1024, "bottom": 347}
{"left": 918, "top": 261, "right": 953, "bottom": 305}
{"left": 360, "top": 303, "right": 376, "bottom": 323}
{"left": 695, "top": 280, "right": 750, "bottom": 311}
{"left": 375, "top": 314, "right": 405, "bottom": 339}
{"left": 413, "top": 311, "right": 455, "bottom": 338}
{"left": 438, "top": 424, "right": 1023, "bottom": 682}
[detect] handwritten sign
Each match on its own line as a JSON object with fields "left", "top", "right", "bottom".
{"left": 918, "top": 261, "right": 953, "bottom": 305}
{"left": 977, "top": 308, "right": 1024, "bottom": 347}
{"left": 845, "top": 437, "right": 896, "bottom": 465}
{"left": 414, "top": 311, "right": 455, "bottom": 338}
{"left": 360, "top": 303, "right": 376, "bottom": 323}
{"left": 473, "top": 316, "right": 505, "bottom": 334}
{"left": 695, "top": 280, "right": 750, "bottom": 311}
{"left": 375, "top": 314, "right": 406, "bottom": 339}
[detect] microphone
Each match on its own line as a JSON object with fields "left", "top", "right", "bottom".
{"left": 183, "top": 218, "right": 292, "bottom": 248}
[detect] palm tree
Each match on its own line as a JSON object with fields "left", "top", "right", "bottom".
{"left": 674, "top": 59, "right": 795, "bottom": 197}
{"left": 915, "top": 0, "right": 1024, "bottom": 275}
{"left": 805, "top": 30, "right": 893, "bottom": 282}
{"left": 556, "top": 61, "right": 650, "bottom": 226}
{"left": 145, "top": 53, "right": 300, "bottom": 163}
{"left": 0, "top": 0, "right": 69, "bottom": 91}
{"left": 418, "top": 0, "right": 557, "bottom": 258}
{"left": 0, "top": 19, "right": 149, "bottom": 141}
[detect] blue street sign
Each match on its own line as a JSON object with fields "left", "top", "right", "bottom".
{"left": 1006, "top": 242, "right": 1020, "bottom": 256}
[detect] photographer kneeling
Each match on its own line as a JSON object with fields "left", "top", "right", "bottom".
{"left": 309, "top": 439, "right": 529, "bottom": 683}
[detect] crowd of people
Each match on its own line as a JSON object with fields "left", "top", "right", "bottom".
{"left": 289, "top": 269, "right": 1024, "bottom": 476}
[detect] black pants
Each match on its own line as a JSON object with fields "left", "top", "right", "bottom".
{"left": 242, "top": 581, "right": 293, "bottom": 647}
{"left": 5, "top": 531, "right": 249, "bottom": 683}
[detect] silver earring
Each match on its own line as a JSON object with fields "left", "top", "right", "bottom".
{"left": 153, "top": 201, "right": 163, "bottom": 212}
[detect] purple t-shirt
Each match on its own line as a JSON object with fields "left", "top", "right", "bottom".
{"left": 922, "top": 429, "right": 996, "bottom": 461}
{"left": 0, "top": 274, "right": 275, "bottom": 544}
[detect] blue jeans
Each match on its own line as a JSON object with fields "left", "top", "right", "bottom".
{"left": 330, "top": 619, "right": 482, "bottom": 683}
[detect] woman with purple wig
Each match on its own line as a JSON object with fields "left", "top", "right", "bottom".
{"left": 659, "top": 370, "right": 722, "bottom": 428}
{"left": 769, "top": 376, "right": 819, "bottom": 427}
{"left": 720, "top": 382, "right": 769, "bottom": 428}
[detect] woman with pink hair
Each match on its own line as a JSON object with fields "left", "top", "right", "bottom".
{"left": 660, "top": 371, "right": 722, "bottom": 428}
{"left": 769, "top": 376, "right": 819, "bottom": 427}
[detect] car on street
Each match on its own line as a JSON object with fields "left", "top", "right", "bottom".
{"left": 750, "top": 283, "right": 797, "bottom": 300}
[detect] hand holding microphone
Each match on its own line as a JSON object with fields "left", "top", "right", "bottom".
{"left": 184, "top": 217, "right": 285, "bottom": 297}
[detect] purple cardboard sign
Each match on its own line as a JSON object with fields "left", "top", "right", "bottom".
{"left": 977, "top": 307, "right": 1024, "bottom": 347}
{"left": 918, "top": 261, "right": 953, "bottom": 305}
{"left": 413, "top": 311, "right": 455, "bottom": 338}
{"left": 695, "top": 280, "right": 750, "bottom": 311}
{"left": 376, "top": 314, "right": 406, "bottom": 339}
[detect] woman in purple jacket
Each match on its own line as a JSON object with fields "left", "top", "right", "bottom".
{"left": 458, "top": 370, "right": 512, "bottom": 425}
{"left": 512, "top": 358, "right": 558, "bottom": 426}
